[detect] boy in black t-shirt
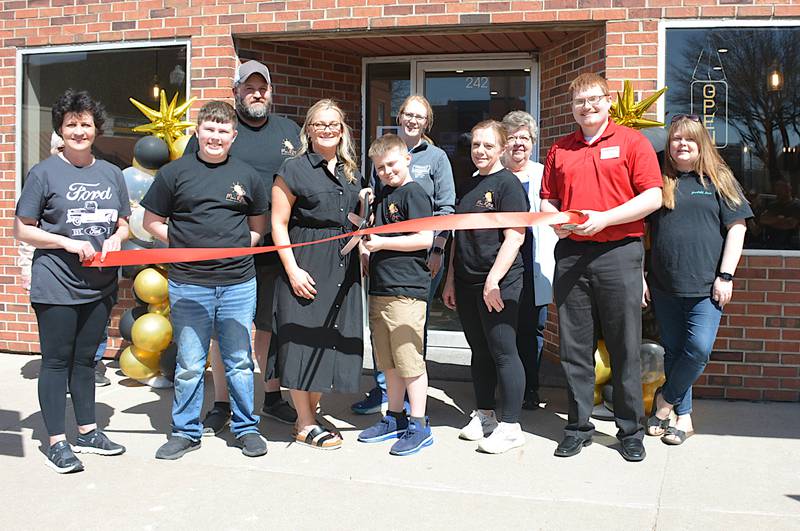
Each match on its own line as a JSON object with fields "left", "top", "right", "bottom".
{"left": 357, "top": 134, "right": 434, "bottom": 456}
{"left": 141, "top": 101, "right": 268, "bottom": 460}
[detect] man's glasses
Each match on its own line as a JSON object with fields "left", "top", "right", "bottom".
{"left": 401, "top": 111, "right": 427, "bottom": 122}
{"left": 670, "top": 114, "right": 701, "bottom": 123}
{"left": 310, "top": 122, "right": 342, "bottom": 132}
{"left": 572, "top": 95, "right": 609, "bottom": 107}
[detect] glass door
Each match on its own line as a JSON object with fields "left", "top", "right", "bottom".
{"left": 415, "top": 58, "right": 537, "bottom": 346}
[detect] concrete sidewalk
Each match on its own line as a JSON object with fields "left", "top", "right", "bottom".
{"left": 1, "top": 352, "right": 798, "bottom": 531}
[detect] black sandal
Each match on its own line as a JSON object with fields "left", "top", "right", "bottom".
{"left": 294, "top": 425, "right": 342, "bottom": 450}
{"left": 661, "top": 426, "right": 694, "bottom": 445}
{"left": 646, "top": 414, "right": 671, "bottom": 437}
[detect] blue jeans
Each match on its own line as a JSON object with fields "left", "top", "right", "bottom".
{"left": 371, "top": 263, "right": 444, "bottom": 392}
{"left": 168, "top": 277, "right": 258, "bottom": 440}
{"left": 651, "top": 287, "right": 722, "bottom": 416}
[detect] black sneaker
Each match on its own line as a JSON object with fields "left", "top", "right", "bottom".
{"left": 239, "top": 433, "right": 268, "bottom": 457}
{"left": 46, "top": 441, "right": 84, "bottom": 474}
{"left": 94, "top": 363, "right": 110, "bottom": 387}
{"left": 260, "top": 399, "right": 297, "bottom": 425}
{"left": 202, "top": 405, "right": 231, "bottom": 436}
{"left": 155, "top": 436, "right": 200, "bottom": 460}
{"left": 73, "top": 430, "right": 126, "bottom": 456}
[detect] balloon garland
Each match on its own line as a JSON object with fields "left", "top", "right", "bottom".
{"left": 117, "top": 90, "right": 195, "bottom": 387}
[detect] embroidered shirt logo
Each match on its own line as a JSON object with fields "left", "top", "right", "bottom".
{"left": 281, "top": 139, "right": 297, "bottom": 156}
{"left": 476, "top": 191, "right": 495, "bottom": 210}
{"left": 226, "top": 182, "right": 247, "bottom": 203}
{"left": 691, "top": 190, "right": 713, "bottom": 196}
{"left": 387, "top": 202, "right": 401, "bottom": 223}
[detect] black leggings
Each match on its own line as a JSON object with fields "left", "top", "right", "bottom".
{"left": 455, "top": 276, "right": 524, "bottom": 423}
{"left": 32, "top": 296, "right": 113, "bottom": 436}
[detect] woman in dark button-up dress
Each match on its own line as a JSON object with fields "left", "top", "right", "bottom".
{"left": 272, "top": 99, "right": 368, "bottom": 450}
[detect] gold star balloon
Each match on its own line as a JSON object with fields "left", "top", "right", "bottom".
{"left": 610, "top": 80, "right": 668, "bottom": 129}
{"left": 129, "top": 90, "right": 196, "bottom": 154}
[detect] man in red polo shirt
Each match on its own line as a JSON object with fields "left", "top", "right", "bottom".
{"left": 541, "top": 73, "right": 663, "bottom": 462}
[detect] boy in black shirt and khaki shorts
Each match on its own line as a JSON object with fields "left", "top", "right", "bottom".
{"left": 357, "top": 134, "right": 434, "bottom": 456}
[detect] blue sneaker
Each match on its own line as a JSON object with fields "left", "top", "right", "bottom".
{"left": 390, "top": 417, "right": 433, "bottom": 456}
{"left": 351, "top": 386, "right": 387, "bottom": 415}
{"left": 358, "top": 413, "right": 407, "bottom": 443}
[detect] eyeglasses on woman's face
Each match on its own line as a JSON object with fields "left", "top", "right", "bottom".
{"left": 309, "top": 121, "right": 342, "bottom": 132}
{"left": 400, "top": 111, "right": 427, "bottom": 123}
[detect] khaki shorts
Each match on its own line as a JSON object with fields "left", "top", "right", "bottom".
{"left": 369, "top": 295, "right": 427, "bottom": 378}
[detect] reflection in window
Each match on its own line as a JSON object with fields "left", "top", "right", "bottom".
{"left": 665, "top": 27, "right": 800, "bottom": 250}
{"left": 365, "top": 63, "right": 411, "bottom": 180}
{"left": 21, "top": 44, "right": 188, "bottom": 181}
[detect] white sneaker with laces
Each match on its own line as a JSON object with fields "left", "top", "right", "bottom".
{"left": 459, "top": 410, "right": 498, "bottom": 441}
{"left": 478, "top": 422, "right": 526, "bottom": 454}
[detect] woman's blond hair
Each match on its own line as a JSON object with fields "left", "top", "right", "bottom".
{"left": 297, "top": 99, "right": 359, "bottom": 184}
{"left": 662, "top": 116, "right": 744, "bottom": 210}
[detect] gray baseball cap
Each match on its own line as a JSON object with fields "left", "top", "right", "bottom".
{"left": 236, "top": 60, "right": 271, "bottom": 85}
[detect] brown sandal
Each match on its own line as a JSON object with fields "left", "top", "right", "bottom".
{"left": 294, "top": 425, "right": 342, "bottom": 450}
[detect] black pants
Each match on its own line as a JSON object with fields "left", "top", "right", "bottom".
{"left": 554, "top": 238, "right": 645, "bottom": 441}
{"left": 33, "top": 296, "right": 113, "bottom": 436}
{"left": 517, "top": 265, "right": 541, "bottom": 397}
{"left": 455, "top": 275, "right": 524, "bottom": 423}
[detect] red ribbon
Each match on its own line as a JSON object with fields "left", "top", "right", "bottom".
{"left": 84, "top": 210, "right": 587, "bottom": 268}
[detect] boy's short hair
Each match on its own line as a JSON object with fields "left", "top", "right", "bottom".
{"left": 368, "top": 133, "right": 408, "bottom": 160}
{"left": 569, "top": 73, "right": 609, "bottom": 98}
{"left": 197, "top": 100, "right": 238, "bottom": 127}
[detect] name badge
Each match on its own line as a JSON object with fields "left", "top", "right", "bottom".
{"left": 600, "top": 146, "right": 620, "bottom": 159}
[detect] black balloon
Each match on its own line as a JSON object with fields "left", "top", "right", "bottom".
{"left": 119, "top": 306, "right": 148, "bottom": 342}
{"left": 134, "top": 136, "right": 170, "bottom": 170}
{"left": 159, "top": 342, "right": 178, "bottom": 381}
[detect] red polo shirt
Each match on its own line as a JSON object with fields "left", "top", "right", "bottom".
{"left": 541, "top": 119, "right": 662, "bottom": 242}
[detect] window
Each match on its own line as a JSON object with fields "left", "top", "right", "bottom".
{"left": 20, "top": 43, "right": 189, "bottom": 183}
{"left": 665, "top": 27, "right": 800, "bottom": 250}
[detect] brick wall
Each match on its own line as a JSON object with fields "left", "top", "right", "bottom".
{"left": 1, "top": 0, "right": 799, "bottom": 401}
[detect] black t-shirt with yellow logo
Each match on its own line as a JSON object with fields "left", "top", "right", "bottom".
{"left": 142, "top": 153, "right": 267, "bottom": 286}
{"left": 369, "top": 181, "right": 433, "bottom": 299}
{"left": 454, "top": 168, "right": 529, "bottom": 286}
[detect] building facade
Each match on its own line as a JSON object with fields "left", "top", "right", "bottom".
{"left": 2, "top": 1, "right": 799, "bottom": 402}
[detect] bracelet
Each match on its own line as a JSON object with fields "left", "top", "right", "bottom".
{"left": 717, "top": 272, "right": 734, "bottom": 282}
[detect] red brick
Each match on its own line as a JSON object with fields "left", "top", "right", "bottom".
{"left": 746, "top": 304, "right": 781, "bottom": 316}
{"left": 746, "top": 256, "right": 782, "bottom": 267}
{"left": 782, "top": 354, "right": 800, "bottom": 365}
{"left": 781, "top": 378, "right": 800, "bottom": 389}
{"left": 724, "top": 388, "right": 762, "bottom": 401}
{"left": 743, "top": 377, "right": 780, "bottom": 388}
{"left": 727, "top": 364, "right": 762, "bottom": 376}
{"left": 708, "top": 375, "right": 742, "bottom": 386}
{"left": 694, "top": 386, "right": 725, "bottom": 399}
{"left": 744, "top": 352, "right": 780, "bottom": 364}
{"left": 763, "top": 390, "right": 799, "bottom": 401}
{"left": 704, "top": 362, "right": 726, "bottom": 374}
{"left": 763, "top": 366, "right": 798, "bottom": 378}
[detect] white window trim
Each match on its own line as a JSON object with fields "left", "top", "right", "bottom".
{"left": 15, "top": 39, "right": 192, "bottom": 197}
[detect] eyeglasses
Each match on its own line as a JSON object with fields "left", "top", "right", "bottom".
{"left": 400, "top": 111, "right": 427, "bottom": 122}
{"left": 508, "top": 134, "right": 532, "bottom": 144}
{"left": 310, "top": 122, "right": 342, "bottom": 132}
{"left": 670, "top": 114, "right": 701, "bottom": 123}
{"left": 572, "top": 95, "right": 609, "bottom": 107}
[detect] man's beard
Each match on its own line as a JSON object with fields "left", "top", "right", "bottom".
{"left": 236, "top": 94, "right": 270, "bottom": 121}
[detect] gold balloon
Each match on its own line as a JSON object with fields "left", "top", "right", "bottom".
{"left": 642, "top": 375, "right": 666, "bottom": 414}
{"left": 131, "top": 313, "right": 172, "bottom": 353}
{"left": 609, "top": 80, "right": 668, "bottom": 130}
{"left": 170, "top": 134, "right": 192, "bottom": 160}
{"left": 593, "top": 385, "right": 603, "bottom": 406}
{"left": 594, "top": 340, "right": 612, "bottom": 386}
{"left": 120, "top": 345, "right": 158, "bottom": 380}
{"left": 132, "top": 158, "right": 157, "bottom": 176}
{"left": 130, "top": 90, "right": 197, "bottom": 155}
{"left": 148, "top": 300, "right": 171, "bottom": 317}
{"left": 131, "top": 345, "right": 161, "bottom": 372}
{"left": 133, "top": 268, "right": 168, "bottom": 304}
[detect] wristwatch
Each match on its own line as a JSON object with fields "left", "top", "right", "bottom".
{"left": 431, "top": 246, "right": 444, "bottom": 255}
{"left": 717, "top": 272, "right": 734, "bottom": 282}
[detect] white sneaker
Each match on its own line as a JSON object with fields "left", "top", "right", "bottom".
{"left": 459, "top": 410, "right": 498, "bottom": 441}
{"left": 478, "top": 422, "right": 526, "bottom": 454}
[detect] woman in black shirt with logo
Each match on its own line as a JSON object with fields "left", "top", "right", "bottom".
{"left": 645, "top": 115, "right": 752, "bottom": 445}
{"left": 442, "top": 120, "right": 528, "bottom": 454}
